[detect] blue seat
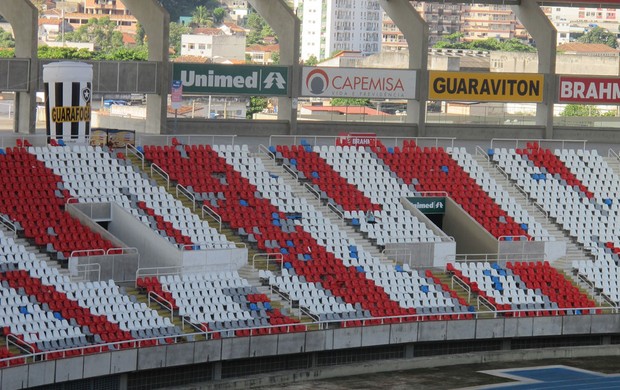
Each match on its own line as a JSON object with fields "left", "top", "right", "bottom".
{"left": 355, "top": 266, "right": 364, "bottom": 273}
{"left": 395, "top": 265, "right": 403, "bottom": 272}
{"left": 305, "top": 146, "right": 313, "bottom": 152}
{"left": 58, "top": 139, "right": 66, "bottom": 146}
{"left": 420, "top": 285, "right": 429, "bottom": 293}
{"left": 311, "top": 171, "right": 319, "bottom": 178}
{"left": 284, "top": 262, "right": 293, "bottom": 269}
{"left": 441, "top": 165, "right": 449, "bottom": 173}
{"left": 520, "top": 223, "right": 528, "bottom": 231}
{"left": 240, "top": 199, "right": 248, "bottom": 206}
{"left": 269, "top": 145, "right": 276, "bottom": 153}
{"left": 290, "top": 158, "right": 297, "bottom": 166}
{"left": 483, "top": 269, "right": 492, "bottom": 276}
{"left": 280, "top": 248, "right": 289, "bottom": 255}
{"left": 137, "top": 146, "right": 144, "bottom": 153}
{"left": 250, "top": 303, "right": 258, "bottom": 311}
{"left": 264, "top": 302, "right": 272, "bottom": 310}
{"left": 301, "top": 139, "right": 309, "bottom": 146}
{"left": 303, "top": 254, "right": 312, "bottom": 260}
{"left": 272, "top": 219, "right": 281, "bottom": 227}
{"left": 387, "top": 147, "right": 394, "bottom": 154}
{"left": 487, "top": 149, "right": 494, "bottom": 156}
{"left": 271, "top": 212, "right": 279, "bottom": 218}
{"left": 491, "top": 263, "right": 501, "bottom": 270}
{"left": 286, "top": 240, "right": 294, "bottom": 247}
{"left": 351, "top": 218, "right": 360, "bottom": 225}
{"left": 0, "top": 148, "right": 4, "bottom": 155}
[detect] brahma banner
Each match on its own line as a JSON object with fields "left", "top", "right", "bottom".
{"left": 336, "top": 132, "right": 377, "bottom": 147}
{"left": 302, "top": 67, "right": 416, "bottom": 99}
{"left": 559, "top": 76, "right": 620, "bottom": 104}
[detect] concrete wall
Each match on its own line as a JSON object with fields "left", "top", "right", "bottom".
{"left": 7, "top": 313, "right": 620, "bottom": 389}
{"left": 442, "top": 197, "right": 497, "bottom": 255}
{"left": 491, "top": 51, "right": 620, "bottom": 76}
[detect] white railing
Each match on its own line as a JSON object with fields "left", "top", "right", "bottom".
{"left": 148, "top": 291, "right": 174, "bottom": 320}
{"left": 450, "top": 274, "right": 472, "bottom": 301}
{"left": 0, "top": 303, "right": 615, "bottom": 367}
{"left": 477, "top": 296, "right": 497, "bottom": 317}
{"left": 282, "top": 164, "right": 299, "bottom": 180}
{"left": 268, "top": 135, "right": 456, "bottom": 150}
{"left": 176, "top": 184, "right": 196, "bottom": 211}
{"left": 252, "top": 253, "right": 283, "bottom": 270}
{"left": 0, "top": 215, "right": 17, "bottom": 237}
{"left": 445, "top": 252, "right": 547, "bottom": 268}
{"left": 69, "top": 249, "right": 106, "bottom": 258}
{"left": 201, "top": 204, "right": 222, "bottom": 232}
{"left": 304, "top": 182, "right": 322, "bottom": 202}
{"left": 382, "top": 248, "right": 413, "bottom": 266}
{"left": 150, "top": 163, "right": 169, "bottom": 189}
{"left": 74, "top": 263, "right": 101, "bottom": 282}
{"left": 327, "top": 202, "right": 344, "bottom": 220}
{"left": 125, "top": 143, "right": 145, "bottom": 170}
{"left": 490, "top": 138, "right": 587, "bottom": 151}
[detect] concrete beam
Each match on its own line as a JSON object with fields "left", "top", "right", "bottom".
{"left": 379, "top": 0, "right": 428, "bottom": 137}
{"left": 122, "top": 0, "right": 170, "bottom": 134}
{"left": 249, "top": 0, "right": 300, "bottom": 133}
{"left": 512, "top": 0, "right": 557, "bottom": 139}
{"left": 0, "top": 0, "right": 38, "bottom": 134}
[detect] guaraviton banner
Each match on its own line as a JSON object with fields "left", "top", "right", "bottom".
{"left": 302, "top": 67, "right": 417, "bottom": 99}
{"left": 558, "top": 76, "right": 620, "bottom": 104}
{"left": 429, "top": 71, "right": 544, "bottom": 103}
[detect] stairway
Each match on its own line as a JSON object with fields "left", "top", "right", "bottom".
{"left": 603, "top": 154, "right": 620, "bottom": 178}
{"left": 472, "top": 153, "right": 593, "bottom": 268}
{"left": 432, "top": 270, "right": 496, "bottom": 319}
{"left": 255, "top": 152, "right": 390, "bottom": 263}
{"left": 0, "top": 225, "right": 79, "bottom": 280}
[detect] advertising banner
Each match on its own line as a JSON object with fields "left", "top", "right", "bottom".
{"left": 172, "top": 63, "right": 290, "bottom": 96}
{"left": 407, "top": 196, "right": 446, "bottom": 215}
{"left": 558, "top": 76, "right": 620, "bottom": 104}
{"left": 302, "top": 67, "right": 417, "bottom": 99}
{"left": 336, "top": 132, "right": 377, "bottom": 147}
{"left": 171, "top": 80, "right": 183, "bottom": 109}
{"left": 429, "top": 71, "right": 544, "bottom": 103}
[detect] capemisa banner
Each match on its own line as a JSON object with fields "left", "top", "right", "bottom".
{"left": 301, "top": 67, "right": 417, "bottom": 99}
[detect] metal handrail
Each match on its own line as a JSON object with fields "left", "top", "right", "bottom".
{"left": 304, "top": 182, "right": 322, "bottom": 201}
{"left": 383, "top": 248, "right": 413, "bottom": 266}
{"left": 150, "top": 163, "right": 170, "bottom": 189}
{"left": 6, "top": 334, "right": 35, "bottom": 356}
{"left": 201, "top": 204, "right": 222, "bottom": 232}
{"left": 0, "top": 214, "right": 17, "bottom": 237}
{"left": 106, "top": 247, "right": 138, "bottom": 255}
{"left": 450, "top": 274, "right": 472, "bottom": 301}
{"left": 74, "top": 263, "right": 101, "bottom": 282}
{"left": 176, "top": 184, "right": 196, "bottom": 211}
{"left": 0, "top": 305, "right": 615, "bottom": 367}
{"left": 125, "top": 144, "right": 145, "bottom": 170}
{"left": 490, "top": 138, "right": 587, "bottom": 151}
{"left": 327, "top": 202, "right": 344, "bottom": 220}
{"left": 445, "top": 252, "right": 547, "bottom": 266}
{"left": 477, "top": 296, "right": 497, "bottom": 317}
{"left": 148, "top": 291, "right": 174, "bottom": 320}
{"left": 608, "top": 148, "right": 620, "bottom": 160}
{"left": 252, "top": 253, "right": 284, "bottom": 270}
{"left": 282, "top": 164, "right": 299, "bottom": 180}
{"left": 475, "top": 145, "right": 491, "bottom": 161}
{"left": 69, "top": 249, "right": 106, "bottom": 258}
{"left": 258, "top": 144, "right": 275, "bottom": 160}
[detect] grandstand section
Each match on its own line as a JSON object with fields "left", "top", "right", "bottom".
{"left": 0, "top": 137, "right": 618, "bottom": 389}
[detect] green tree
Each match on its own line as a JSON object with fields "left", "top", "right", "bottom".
{"left": 500, "top": 38, "right": 536, "bottom": 53}
{"left": 0, "top": 28, "right": 15, "bottom": 49}
{"left": 213, "top": 7, "right": 226, "bottom": 25}
{"left": 135, "top": 23, "right": 146, "bottom": 46}
{"left": 169, "top": 22, "right": 191, "bottom": 56}
{"left": 0, "top": 49, "right": 15, "bottom": 58}
{"left": 578, "top": 26, "right": 618, "bottom": 49}
{"left": 304, "top": 55, "right": 318, "bottom": 66}
{"left": 270, "top": 51, "right": 280, "bottom": 64}
{"left": 38, "top": 45, "right": 94, "bottom": 60}
{"left": 433, "top": 33, "right": 536, "bottom": 52}
{"left": 560, "top": 104, "right": 601, "bottom": 116}
{"left": 192, "top": 5, "right": 213, "bottom": 27}
{"left": 330, "top": 98, "right": 371, "bottom": 107}
{"left": 246, "top": 96, "right": 268, "bottom": 119}
{"left": 63, "top": 17, "right": 124, "bottom": 52}
{"left": 246, "top": 13, "right": 265, "bottom": 45}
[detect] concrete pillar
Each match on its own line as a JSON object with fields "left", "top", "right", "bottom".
{"left": 249, "top": 0, "right": 300, "bottom": 133}
{"left": 122, "top": 0, "right": 170, "bottom": 134}
{"left": 0, "top": 0, "right": 38, "bottom": 134}
{"left": 512, "top": 0, "right": 556, "bottom": 139}
{"left": 379, "top": 0, "right": 428, "bottom": 137}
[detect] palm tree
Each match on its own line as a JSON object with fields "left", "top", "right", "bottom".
{"left": 192, "top": 5, "right": 213, "bottom": 27}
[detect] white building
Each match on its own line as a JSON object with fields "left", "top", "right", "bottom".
{"left": 181, "top": 27, "right": 246, "bottom": 61}
{"left": 300, "top": 0, "right": 382, "bottom": 61}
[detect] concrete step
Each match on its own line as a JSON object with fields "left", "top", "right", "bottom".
{"left": 432, "top": 270, "right": 495, "bottom": 319}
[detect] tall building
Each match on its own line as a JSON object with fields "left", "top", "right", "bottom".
{"left": 300, "top": 0, "right": 382, "bottom": 61}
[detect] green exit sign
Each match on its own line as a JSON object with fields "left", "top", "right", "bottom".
{"left": 407, "top": 197, "right": 446, "bottom": 215}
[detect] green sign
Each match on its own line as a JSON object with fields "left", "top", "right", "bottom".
{"left": 172, "top": 63, "right": 290, "bottom": 96}
{"left": 407, "top": 197, "right": 446, "bottom": 215}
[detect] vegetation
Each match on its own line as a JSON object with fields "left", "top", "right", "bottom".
{"left": 246, "top": 96, "right": 268, "bottom": 119}
{"left": 246, "top": 12, "right": 276, "bottom": 45}
{"left": 169, "top": 22, "right": 192, "bottom": 57}
{"left": 63, "top": 17, "right": 124, "bottom": 52}
{"left": 192, "top": 5, "right": 213, "bottom": 27}
{"left": 577, "top": 26, "right": 618, "bottom": 49}
{"left": 433, "top": 32, "right": 536, "bottom": 52}
{"left": 0, "top": 28, "right": 15, "bottom": 49}
{"left": 330, "top": 98, "right": 371, "bottom": 107}
{"left": 160, "top": 0, "right": 221, "bottom": 23}
{"left": 304, "top": 55, "right": 319, "bottom": 66}
{"left": 560, "top": 104, "right": 615, "bottom": 117}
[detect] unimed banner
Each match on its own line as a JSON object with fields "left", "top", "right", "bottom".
{"left": 558, "top": 76, "right": 620, "bottom": 104}
{"left": 301, "top": 67, "right": 417, "bottom": 99}
{"left": 429, "top": 71, "right": 544, "bottom": 103}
